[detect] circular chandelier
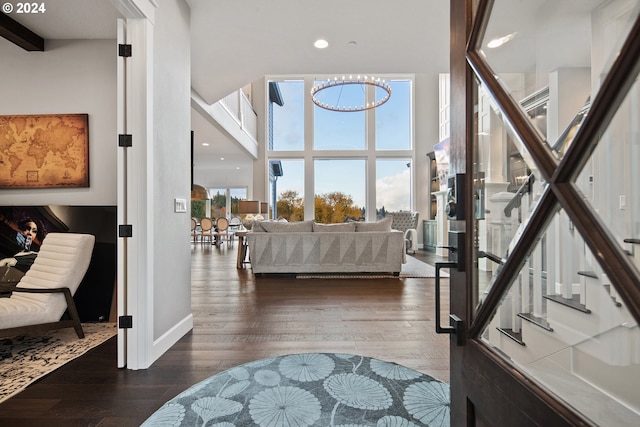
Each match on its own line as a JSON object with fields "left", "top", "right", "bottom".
{"left": 311, "top": 75, "right": 392, "bottom": 112}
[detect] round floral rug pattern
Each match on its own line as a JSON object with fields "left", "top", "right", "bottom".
{"left": 142, "top": 353, "right": 450, "bottom": 427}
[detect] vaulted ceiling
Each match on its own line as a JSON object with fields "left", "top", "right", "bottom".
{"left": 1, "top": 0, "right": 450, "bottom": 178}
{"left": 5, "top": 1, "right": 595, "bottom": 182}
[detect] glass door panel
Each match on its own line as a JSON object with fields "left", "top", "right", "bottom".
{"left": 460, "top": 0, "right": 640, "bottom": 424}
{"left": 479, "top": 0, "right": 640, "bottom": 159}
{"left": 474, "top": 81, "right": 548, "bottom": 307}
{"left": 576, "top": 77, "right": 640, "bottom": 271}
{"left": 479, "top": 215, "right": 640, "bottom": 426}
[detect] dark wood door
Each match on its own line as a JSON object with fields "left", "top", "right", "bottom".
{"left": 446, "top": 1, "right": 640, "bottom": 425}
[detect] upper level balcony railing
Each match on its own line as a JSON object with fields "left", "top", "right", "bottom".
{"left": 191, "top": 87, "right": 258, "bottom": 158}
{"left": 219, "top": 90, "right": 258, "bottom": 144}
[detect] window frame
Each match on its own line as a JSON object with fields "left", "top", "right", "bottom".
{"left": 266, "top": 75, "right": 415, "bottom": 221}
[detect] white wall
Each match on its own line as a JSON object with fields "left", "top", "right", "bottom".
{"left": 414, "top": 74, "right": 441, "bottom": 245}
{"left": 152, "top": 0, "right": 192, "bottom": 341}
{"left": 252, "top": 77, "right": 267, "bottom": 202}
{"left": 0, "top": 39, "right": 117, "bottom": 205}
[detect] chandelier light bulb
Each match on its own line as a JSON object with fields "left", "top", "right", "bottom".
{"left": 311, "top": 75, "right": 392, "bottom": 112}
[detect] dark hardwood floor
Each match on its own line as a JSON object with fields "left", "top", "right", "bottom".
{"left": 0, "top": 244, "right": 449, "bottom": 426}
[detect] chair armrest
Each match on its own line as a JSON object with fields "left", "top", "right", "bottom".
{"left": 4, "top": 286, "right": 84, "bottom": 338}
{"left": 404, "top": 228, "right": 417, "bottom": 239}
{"left": 7, "top": 286, "right": 75, "bottom": 305}
{"left": 10, "top": 286, "right": 79, "bottom": 314}
{"left": 0, "top": 282, "right": 20, "bottom": 292}
{"left": 9, "top": 286, "right": 66, "bottom": 292}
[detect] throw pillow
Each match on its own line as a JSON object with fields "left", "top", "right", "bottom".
{"left": 260, "top": 220, "right": 314, "bottom": 233}
{"left": 313, "top": 222, "right": 356, "bottom": 233}
{"left": 355, "top": 217, "right": 393, "bottom": 232}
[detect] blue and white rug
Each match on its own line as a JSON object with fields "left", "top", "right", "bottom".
{"left": 142, "top": 353, "right": 450, "bottom": 427}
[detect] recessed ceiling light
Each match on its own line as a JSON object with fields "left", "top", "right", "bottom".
{"left": 348, "top": 41, "right": 357, "bottom": 46}
{"left": 236, "top": 167, "right": 240, "bottom": 170}
{"left": 220, "top": 157, "right": 224, "bottom": 160}
{"left": 202, "top": 143, "right": 209, "bottom": 146}
{"left": 314, "top": 39, "right": 328, "bottom": 49}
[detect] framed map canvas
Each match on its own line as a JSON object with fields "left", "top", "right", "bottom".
{"left": 0, "top": 114, "right": 89, "bottom": 189}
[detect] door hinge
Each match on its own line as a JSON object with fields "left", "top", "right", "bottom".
{"left": 119, "top": 315, "right": 133, "bottom": 329}
{"left": 118, "top": 134, "right": 132, "bottom": 147}
{"left": 118, "top": 44, "right": 132, "bottom": 57}
{"left": 119, "top": 224, "right": 133, "bottom": 238}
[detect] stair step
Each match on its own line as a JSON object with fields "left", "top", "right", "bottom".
{"left": 518, "top": 312, "right": 554, "bottom": 331}
{"left": 496, "top": 327, "right": 525, "bottom": 346}
{"left": 602, "top": 284, "right": 623, "bottom": 307}
{"left": 577, "top": 270, "right": 598, "bottom": 279}
{"left": 544, "top": 294, "right": 591, "bottom": 314}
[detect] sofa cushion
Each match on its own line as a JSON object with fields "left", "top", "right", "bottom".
{"left": 251, "top": 220, "right": 267, "bottom": 232}
{"left": 260, "top": 220, "right": 314, "bottom": 233}
{"left": 313, "top": 222, "right": 356, "bottom": 233}
{"left": 355, "top": 217, "right": 392, "bottom": 232}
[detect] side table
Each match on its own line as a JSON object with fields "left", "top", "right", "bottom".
{"left": 235, "top": 231, "right": 249, "bottom": 269}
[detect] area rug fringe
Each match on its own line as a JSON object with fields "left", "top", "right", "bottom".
{"left": 0, "top": 322, "right": 117, "bottom": 403}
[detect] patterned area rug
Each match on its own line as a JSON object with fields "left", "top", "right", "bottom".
{"left": 400, "top": 255, "right": 446, "bottom": 278}
{"left": 296, "top": 256, "right": 447, "bottom": 279}
{"left": 142, "top": 353, "right": 450, "bottom": 427}
{"left": 0, "top": 322, "right": 117, "bottom": 403}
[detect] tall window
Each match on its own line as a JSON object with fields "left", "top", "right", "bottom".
{"left": 376, "top": 80, "right": 412, "bottom": 150}
{"left": 229, "top": 188, "right": 247, "bottom": 214}
{"left": 207, "top": 187, "right": 247, "bottom": 217}
{"left": 271, "top": 80, "right": 304, "bottom": 151}
{"left": 271, "top": 159, "right": 304, "bottom": 221}
{"left": 376, "top": 159, "right": 412, "bottom": 218}
{"left": 267, "top": 77, "right": 413, "bottom": 222}
{"left": 314, "top": 159, "right": 365, "bottom": 223}
{"left": 314, "top": 79, "right": 366, "bottom": 150}
{"left": 209, "top": 188, "right": 227, "bottom": 218}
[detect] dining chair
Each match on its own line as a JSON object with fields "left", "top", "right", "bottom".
{"left": 191, "top": 218, "right": 198, "bottom": 243}
{"left": 229, "top": 216, "right": 242, "bottom": 231}
{"left": 200, "top": 217, "right": 214, "bottom": 244}
{"left": 214, "top": 217, "right": 231, "bottom": 247}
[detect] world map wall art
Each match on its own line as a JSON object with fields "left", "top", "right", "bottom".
{"left": 0, "top": 114, "right": 89, "bottom": 189}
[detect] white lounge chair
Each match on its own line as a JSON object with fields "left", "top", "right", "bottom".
{"left": 389, "top": 211, "right": 420, "bottom": 254}
{"left": 0, "top": 233, "right": 95, "bottom": 338}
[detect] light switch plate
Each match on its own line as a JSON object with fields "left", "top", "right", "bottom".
{"left": 174, "top": 198, "right": 187, "bottom": 213}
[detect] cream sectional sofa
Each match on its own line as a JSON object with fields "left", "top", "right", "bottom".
{"left": 246, "top": 218, "right": 406, "bottom": 275}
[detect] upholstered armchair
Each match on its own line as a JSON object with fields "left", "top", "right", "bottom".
{"left": 389, "top": 211, "right": 420, "bottom": 254}
{"left": 0, "top": 233, "right": 95, "bottom": 338}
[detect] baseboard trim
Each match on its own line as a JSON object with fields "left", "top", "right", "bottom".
{"left": 152, "top": 313, "right": 193, "bottom": 364}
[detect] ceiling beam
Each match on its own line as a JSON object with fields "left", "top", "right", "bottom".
{"left": 0, "top": 12, "right": 44, "bottom": 51}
